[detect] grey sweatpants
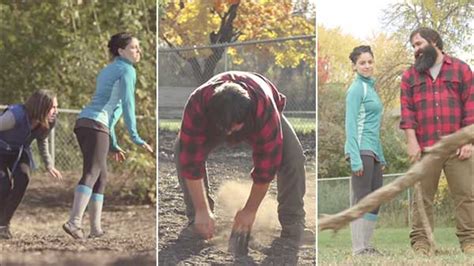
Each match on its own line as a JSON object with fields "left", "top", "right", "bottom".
{"left": 174, "top": 115, "right": 307, "bottom": 227}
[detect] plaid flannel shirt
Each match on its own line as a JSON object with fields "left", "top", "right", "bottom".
{"left": 400, "top": 54, "right": 474, "bottom": 149}
{"left": 178, "top": 71, "right": 286, "bottom": 184}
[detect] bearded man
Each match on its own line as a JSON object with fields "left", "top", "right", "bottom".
{"left": 399, "top": 27, "right": 474, "bottom": 255}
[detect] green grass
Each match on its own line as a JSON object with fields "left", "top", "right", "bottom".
{"left": 319, "top": 227, "right": 474, "bottom": 265}
{"left": 158, "top": 117, "right": 316, "bottom": 135}
{"left": 158, "top": 119, "right": 181, "bottom": 131}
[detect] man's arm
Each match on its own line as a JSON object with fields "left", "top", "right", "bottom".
{"left": 458, "top": 61, "right": 473, "bottom": 160}
{"left": 232, "top": 182, "right": 270, "bottom": 232}
{"left": 399, "top": 71, "right": 421, "bottom": 163}
{"left": 404, "top": 128, "right": 421, "bottom": 163}
{"left": 185, "top": 178, "right": 215, "bottom": 239}
{"left": 459, "top": 61, "right": 473, "bottom": 127}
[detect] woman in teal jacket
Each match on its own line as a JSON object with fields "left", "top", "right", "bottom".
{"left": 344, "top": 45, "right": 386, "bottom": 255}
{"left": 63, "top": 32, "right": 153, "bottom": 239}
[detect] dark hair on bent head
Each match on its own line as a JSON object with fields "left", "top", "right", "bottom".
{"left": 207, "top": 82, "right": 251, "bottom": 133}
{"left": 108, "top": 32, "right": 134, "bottom": 57}
{"left": 410, "top": 27, "right": 443, "bottom": 51}
{"left": 349, "top": 45, "right": 373, "bottom": 64}
{"left": 24, "top": 89, "right": 56, "bottom": 129}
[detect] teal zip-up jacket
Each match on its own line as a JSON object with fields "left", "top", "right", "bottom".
{"left": 78, "top": 57, "right": 145, "bottom": 151}
{"left": 344, "top": 73, "right": 386, "bottom": 172}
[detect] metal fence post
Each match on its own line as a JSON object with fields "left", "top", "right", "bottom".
{"left": 224, "top": 46, "right": 228, "bottom": 72}
{"left": 50, "top": 126, "right": 55, "bottom": 168}
{"left": 407, "top": 186, "right": 411, "bottom": 226}
{"left": 348, "top": 177, "right": 352, "bottom": 207}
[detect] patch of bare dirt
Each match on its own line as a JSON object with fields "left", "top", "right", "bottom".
{"left": 0, "top": 171, "right": 156, "bottom": 265}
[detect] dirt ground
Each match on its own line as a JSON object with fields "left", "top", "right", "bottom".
{"left": 0, "top": 171, "right": 156, "bottom": 266}
{"left": 158, "top": 130, "right": 316, "bottom": 265}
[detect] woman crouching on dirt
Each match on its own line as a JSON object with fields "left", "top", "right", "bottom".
{"left": 0, "top": 89, "right": 63, "bottom": 239}
{"left": 63, "top": 32, "right": 153, "bottom": 240}
{"left": 344, "top": 45, "right": 386, "bottom": 256}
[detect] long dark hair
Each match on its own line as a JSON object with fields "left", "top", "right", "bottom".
{"left": 24, "top": 89, "right": 56, "bottom": 129}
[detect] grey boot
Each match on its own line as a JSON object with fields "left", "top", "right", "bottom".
{"left": 281, "top": 222, "right": 315, "bottom": 246}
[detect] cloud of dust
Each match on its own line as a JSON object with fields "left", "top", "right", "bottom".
{"left": 210, "top": 176, "right": 316, "bottom": 250}
{"left": 304, "top": 172, "right": 316, "bottom": 230}
{"left": 211, "top": 180, "right": 279, "bottom": 249}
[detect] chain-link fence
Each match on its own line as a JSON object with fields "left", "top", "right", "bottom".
{"left": 318, "top": 172, "right": 456, "bottom": 227}
{"left": 318, "top": 174, "right": 411, "bottom": 227}
{"left": 0, "top": 105, "right": 154, "bottom": 172}
{"left": 158, "top": 36, "right": 316, "bottom": 133}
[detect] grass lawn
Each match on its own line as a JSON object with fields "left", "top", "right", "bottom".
{"left": 318, "top": 227, "right": 474, "bottom": 265}
{"left": 158, "top": 119, "right": 181, "bottom": 132}
{"left": 159, "top": 117, "right": 316, "bottom": 135}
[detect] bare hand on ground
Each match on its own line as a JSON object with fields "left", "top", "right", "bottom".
{"left": 232, "top": 209, "right": 256, "bottom": 233}
{"left": 48, "top": 167, "right": 63, "bottom": 180}
{"left": 194, "top": 211, "right": 215, "bottom": 240}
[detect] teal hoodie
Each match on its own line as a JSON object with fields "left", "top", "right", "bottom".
{"left": 344, "top": 73, "right": 386, "bottom": 172}
{"left": 78, "top": 57, "right": 145, "bottom": 151}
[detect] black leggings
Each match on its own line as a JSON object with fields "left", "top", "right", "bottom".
{"left": 75, "top": 127, "right": 109, "bottom": 194}
{"left": 0, "top": 152, "right": 30, "bottom": 226}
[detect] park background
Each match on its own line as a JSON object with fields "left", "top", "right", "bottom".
{"left": 317, "top": 0, "right": 473, "bottom": 264}
{"left": 0, "top": 1, "right": 156, "bottom": 265}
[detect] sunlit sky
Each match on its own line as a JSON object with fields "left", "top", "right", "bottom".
{"left": 316, "top": 0, "right": 473, "bottom": 65}
{"left": 317, "top": 0, "right": 399, "bottom": 40}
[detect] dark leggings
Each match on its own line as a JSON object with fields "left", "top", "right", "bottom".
{"left": 351, "top": 155, "right": 383, "bottom": 215}
{"left": 75, "top": 127, "right": 109, "bottom": 194}
{"left": 0, "top": 152, "right": 30, "bottom": 226}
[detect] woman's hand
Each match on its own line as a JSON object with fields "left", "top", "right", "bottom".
{"left": 353, "top": 169, "right": 364, "bottom": 177}
{"left": 142, "top": 142, "right": 154, "bottom": 155}
{"left": 47, "top": 167, "right": 63, "bottom": 180}
{"left": 110, "top": 148, "right": 126, "bottom": 162}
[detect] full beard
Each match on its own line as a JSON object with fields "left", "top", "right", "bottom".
{"left": 414, "top": 44, "right": 438, "bottom": 73}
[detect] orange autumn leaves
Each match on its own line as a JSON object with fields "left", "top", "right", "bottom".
{"left": 160, "top": 0, "right": 314, "bottom": 69}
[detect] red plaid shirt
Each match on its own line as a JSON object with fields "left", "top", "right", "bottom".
{"left": 400, "top": 54, "right": 474, "bottom": 149}
{"left": 178, "top": 71, "right": 286, "bottom": 184}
